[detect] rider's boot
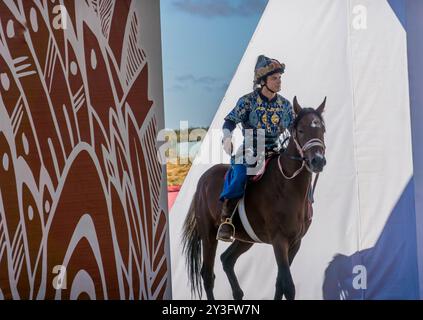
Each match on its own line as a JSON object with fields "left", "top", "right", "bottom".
{"left": 216, "top": 198, "right": 239, "bottom": 242}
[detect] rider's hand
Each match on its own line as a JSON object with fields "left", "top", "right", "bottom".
{"left": 222, "top": 137, "right": 232, "bottom": 155}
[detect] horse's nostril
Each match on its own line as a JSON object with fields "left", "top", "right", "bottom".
{"left": 311, "top": 158, "right": 320, "bottom": 166}
{"left": 311, "top": 156, "right": 325, "bottom": 169}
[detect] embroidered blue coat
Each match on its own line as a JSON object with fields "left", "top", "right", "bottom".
{"left": 224, "top": 90, "right": 294, "bottom": 165}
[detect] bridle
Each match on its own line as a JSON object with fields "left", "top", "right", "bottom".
{"left": 277, "top": 116, "right": 326, "bottom": 180}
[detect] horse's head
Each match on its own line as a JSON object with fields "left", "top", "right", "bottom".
{"left": 290, "top": 96, "right": 327, "bottom": 173}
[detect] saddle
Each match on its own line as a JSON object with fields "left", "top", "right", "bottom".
{"left": 249, "top": 151, "right": 279, "bottom": 183}
{"left": 223, "top": 150, "right": 279, "bottom": 183}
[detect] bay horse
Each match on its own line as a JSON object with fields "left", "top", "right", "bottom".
{"left": 182, "top": 96, "right": 327, "bottom": 300}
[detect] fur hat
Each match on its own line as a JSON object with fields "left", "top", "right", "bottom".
{"left": 254, "top": 55, "right": 285, "bottom": 87}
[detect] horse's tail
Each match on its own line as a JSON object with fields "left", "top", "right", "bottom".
{"left": 182, "top": 193, "right": 203, "bottom": 298}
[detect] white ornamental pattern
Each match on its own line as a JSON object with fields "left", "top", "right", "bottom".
{"left": 0, "top": 0, "right": 169, "bottom": 299}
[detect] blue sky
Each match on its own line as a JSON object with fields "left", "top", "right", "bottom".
{"left": 160, "top": 0, "right": 268, "bottom": 129}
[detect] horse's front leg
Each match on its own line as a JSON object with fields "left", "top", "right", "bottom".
{"left": 289, "top": 240, "right": 301, "bottom": 266}
{"left": 272, "top": 236, "right": 295, "bottom": 300}
{"left": 221, "top": 240, "right": 253, "bottom": 300}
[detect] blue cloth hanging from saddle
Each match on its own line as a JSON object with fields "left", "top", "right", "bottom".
{"left": 219, "top": 164, "right": 247, "bottom": 201}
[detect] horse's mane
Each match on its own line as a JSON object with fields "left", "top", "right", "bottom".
{"left": 290, "top": 108, "right": 325, "bottom": 131}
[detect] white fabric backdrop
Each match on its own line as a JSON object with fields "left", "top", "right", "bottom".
{"left": 169, "top": 0, "right": 418, "bottom": 299}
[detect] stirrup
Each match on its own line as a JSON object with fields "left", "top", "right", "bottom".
{"left": 216, "top": 218, "right": 235, "bottom": 242}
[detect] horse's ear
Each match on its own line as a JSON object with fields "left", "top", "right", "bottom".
{"left": 293, "top": 96, "right": 302, "bottom": 115}
{"left": 317, "top": 97, "right": 327, "bottom": 115}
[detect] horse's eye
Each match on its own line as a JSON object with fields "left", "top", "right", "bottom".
{"left": 298, "top": 130, "right": 304, "bottom": 134}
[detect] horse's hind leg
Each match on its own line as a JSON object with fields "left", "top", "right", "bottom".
{"left": 201, "top": 236, "right": 218, "bottom": 300}
{"left": 272, "top": 236, "right": 295, "bottom": 300}
{"left": 221, "top": 240, "right": 253, "bottom": 300}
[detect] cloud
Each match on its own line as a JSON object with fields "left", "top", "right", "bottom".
{"left": 174, "top": 74, "right": 229, "bottom": 92}
{"left": 172, "top": 0, "right": 268, "bottom": 18}
{"left": 202, "top": 86, "right": 213, "bottom": 92}
{"left": 175, "top": 74, "right": 196, "bottom": 82}
{"left": 172, "top": 74, "right": 229, "bottom": 92}
{"left": 176, "top": 74, "right": 220, "bottom": 85}
{"left": 168, "top": 84, "right": 188, "bottom": 91}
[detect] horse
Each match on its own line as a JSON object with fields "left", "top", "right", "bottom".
{"left": 182, "top": 96, "right": 327, "bottom": 300}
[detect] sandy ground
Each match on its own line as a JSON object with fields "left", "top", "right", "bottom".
{"left": 166, "top": 159, "right": 192, "bottom": 186}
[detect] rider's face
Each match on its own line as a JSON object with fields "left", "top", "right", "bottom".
{"left": 265, "top": 73, "right": 282, "bottom": 92}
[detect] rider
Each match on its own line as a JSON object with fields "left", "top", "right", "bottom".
{"left": 217, "top": 55, "right": 295, "bottom": 241}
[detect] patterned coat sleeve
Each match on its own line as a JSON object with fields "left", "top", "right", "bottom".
{"left": 224, "top": 95, "right": 250, "bottom": 124}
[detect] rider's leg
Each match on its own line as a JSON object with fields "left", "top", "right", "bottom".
{"left": 217, "top": 164, "right": 247, "bottom": 241}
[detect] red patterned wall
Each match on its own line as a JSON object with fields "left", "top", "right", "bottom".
{"left": 0, "top": 0, "right": 169, "bottom": 299}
